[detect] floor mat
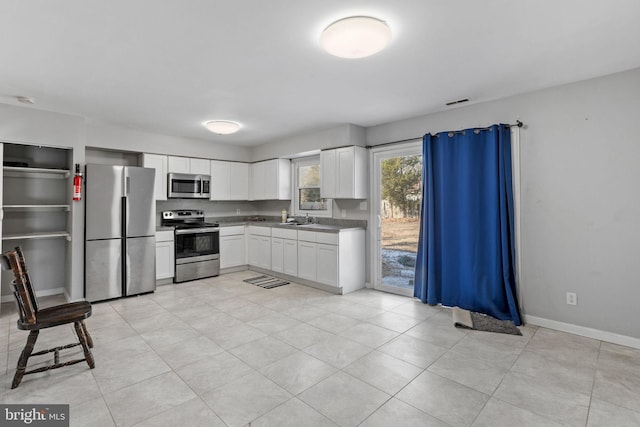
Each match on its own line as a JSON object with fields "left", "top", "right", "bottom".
{"left": 243, "top": 275, "right": 290, "bottom": 289}
{"left": 452, "top": 306, "right": 522, "bottom": 335}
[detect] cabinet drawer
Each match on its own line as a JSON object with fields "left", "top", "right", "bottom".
{"left": 316, "top": 232, "right": 338, "bottom": 245}
{"left": 297, "top": 230, "right": 317, "bottom": 243}
{"left": 155, "top": 230, "right": 174, "bottom": 242}
{"left": 272, "top": 227, "right": 297, "bottom": 239}
{"left": 220, "top": 225, "right": 245, "bottom": 236}
{"left": 247, "top": 225, "right": 271, "bottom": 236}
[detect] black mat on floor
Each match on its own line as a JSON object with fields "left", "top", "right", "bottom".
{"left": 243, "top": 275, "right": 290, "bottom": 289}
{"left": 452, "top": 306, "right": 522, "bottom": 335}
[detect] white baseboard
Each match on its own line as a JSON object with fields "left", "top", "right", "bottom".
{"left": 524, "top": 315, "right": 640, "bottom": 350}
{"left": 1, "top": 287, "right": 66, "bottom": 303}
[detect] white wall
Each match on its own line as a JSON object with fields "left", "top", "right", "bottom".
{"left": 252, "top": 123, "right": 365, "bottom": 161}
{"left": 86, "top": 121, "right": 250, "bottom": 161}
{"left": 367, "top": 67, "right": 640, "bottom": 340}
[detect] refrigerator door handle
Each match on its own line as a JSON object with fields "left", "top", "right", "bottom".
{"left": 125, "top": 176, "right": 131, "bottom": 196}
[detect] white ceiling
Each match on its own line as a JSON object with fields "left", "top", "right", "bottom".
{"left": 2, "top": 1, "right": 640, "bottom": 146}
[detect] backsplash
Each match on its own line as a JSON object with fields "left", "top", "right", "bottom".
{"left": 156, "top": 199, "right": 367, "bottom": 229}
{"left": 155, "top": 199, "right": 258, "bottom": 225}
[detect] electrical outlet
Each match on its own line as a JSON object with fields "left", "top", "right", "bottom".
{"left": 341, "top": 209, "right": 346, "bottom": 218}
{"left": 566, "top": 292, "right": 577, "bottom": 306}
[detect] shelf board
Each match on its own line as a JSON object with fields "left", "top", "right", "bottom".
{"left": 3, "top": 166, "right": 71, "bottom": 179}
{"left": 3, "top": 205, "right": 71, "bottom": 212}
{"left": 2, "top": 231, "right": 71, "bottom": 242}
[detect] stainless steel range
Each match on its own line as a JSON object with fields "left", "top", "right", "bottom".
{"left": 162, "top": 210, "right": 220, "bottom": 283}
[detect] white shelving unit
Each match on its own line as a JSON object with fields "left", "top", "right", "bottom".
{"left": 3, "top": 205, "right": 71, "bottom": 211}
{"left": 2, "top": 231, "right": 71, "bottom": 241}
{"left": 2, "top": 166, "right": 72, "bottom": 243}
{"left": 1, "top": 144, "right": 73, "bottom": 300}
{"left": 3, "top": 166, "right": 70, "bottom": 179}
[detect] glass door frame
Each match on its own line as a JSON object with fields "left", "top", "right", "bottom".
{"left": 369, "top": 140, "right": 422, "bottom": 296}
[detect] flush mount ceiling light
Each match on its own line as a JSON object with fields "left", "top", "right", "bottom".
{"left": 204, "top": 120, "right": 241, "bottom": 135}
{"left": 320, "top": 16, "right": 391, "bottom": 58}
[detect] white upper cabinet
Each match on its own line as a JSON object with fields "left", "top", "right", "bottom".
{"left": 168, "top": 156, "right": 210, "bottom": 175}
{"left": 190, "top": 158, "right": 211, "bottom": 175}
{"left": 320, "top": 149, "right": 336, "bottom": 199}
{"left": 141, "top": 153, "right": 168, "bottom": 201}
{"left": 167, "top": 156, "right": 190, "bottom": 173}
{"left": 210, "top": 160, "right": 231, "bottom": 200}
{"left": 250, "top": 159, "right": 291, "bottom": 200}
{"left": 210, "top": 160, "right": 249, "bottom": 201}
{"left": 229, "top": 162, "right": 249, "bottom": 200}
{"left": 320, "top": 146, "right": 367, "bottom": 199}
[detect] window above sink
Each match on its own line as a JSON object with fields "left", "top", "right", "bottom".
{"left": 292, "top": 156, "right": 332, "bottom": 217}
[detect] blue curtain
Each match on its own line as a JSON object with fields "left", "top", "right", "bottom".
{"left": 414, "top": 124, "right": 521, "bottom": 325}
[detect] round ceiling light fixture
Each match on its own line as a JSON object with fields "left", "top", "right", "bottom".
{"left": 320, "top": 16, "right": 391, "bottom": 59}
{"left": 204, "top": 120, "right": 241, "bottom": 135}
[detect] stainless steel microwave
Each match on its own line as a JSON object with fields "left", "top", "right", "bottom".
{"left": 167, "top": 173, "right": 211, "bottom": 199}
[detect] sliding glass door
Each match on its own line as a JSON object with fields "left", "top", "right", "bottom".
{"left": 371, "top": 142, "right": 422, "bottom": 296}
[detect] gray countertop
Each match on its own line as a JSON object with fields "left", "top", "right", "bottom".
{"left": 159, "top": 220, "right": 365, "bottom": 233}
{"left": 232, "top": 221, "right": 363, "bottom": 233}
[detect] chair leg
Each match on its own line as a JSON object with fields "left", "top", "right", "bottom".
{"left": 12, "top": 330, "right": 39, "bottom": 389}
{"left": 81, "top": 320, "right": 93, "bottom": 348}
{"left": 74, "top": 321, "right": 95, "bottom": 369}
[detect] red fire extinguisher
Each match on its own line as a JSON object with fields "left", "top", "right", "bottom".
{"left": 73, "top": 164, "right": 83, "bottom": 201}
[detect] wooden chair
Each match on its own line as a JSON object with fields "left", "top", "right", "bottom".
{"left": 1, "top": 247, "right": 95, "bottom": 389}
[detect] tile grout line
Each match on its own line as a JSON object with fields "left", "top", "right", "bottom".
{"left": 584, "top": 339, "right": 603, "bottom": 427}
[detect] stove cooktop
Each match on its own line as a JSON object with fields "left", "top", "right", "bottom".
{"left": 161, "top": 209, "right": 218, "bottom": 229}
{"left": 172, "top": 222, "right": 219, "bottom": 229}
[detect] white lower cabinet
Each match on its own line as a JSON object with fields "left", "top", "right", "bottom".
{"left": 296, "top": 229, "right": 364, "bottom": 293}
{"left": 297, "top": 241, "right": 317, "bottom": 281}
{"left": 272, "top": 228, "right": 297, "bottom": 276}
{"left": 247, "top": 226, "right": 271, "bottom": 270}
{"left": 283, "top": 239, "right": 298, "bottom": 276}
{"left": 297, "top": 231, "right": 338, "bottom": 286}
{"left": 245, "top": 224, "right": 364, "bottom": 294}
{"left": 256, "top": 236, "right": 271, "bottom": 269}
{"left": 271, "top": 238, "right": 284, "bottom": 273}
{"left": 155, "top": 230, "right": 175, "bottom": 280}
{"left": 316, "top": 243, "right": 338, "bottom": 286}
{"left": 220, "top": 226, "right": 246, "bottom": 269}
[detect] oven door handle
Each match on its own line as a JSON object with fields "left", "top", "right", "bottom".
{"left": 175, "top": 227, "right": 220, "bottom": 235}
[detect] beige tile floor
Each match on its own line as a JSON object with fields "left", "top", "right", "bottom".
{"left": 1, "top": 271, "right": 639, "bottom": 426}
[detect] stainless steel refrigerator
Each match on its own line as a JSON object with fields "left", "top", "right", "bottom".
{"left": 84, "top": 164, "right": 156, "bottom": 302}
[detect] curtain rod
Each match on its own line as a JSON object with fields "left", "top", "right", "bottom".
{"left": 366, "top": 120, "right": 524, "bottom": 149}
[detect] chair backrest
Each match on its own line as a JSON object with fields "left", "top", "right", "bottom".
{"left": 1, "top": 248, "right": 37, "bottom": 325}
{"left": 14, "top": 246, "right": 39, "bottom": 313}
